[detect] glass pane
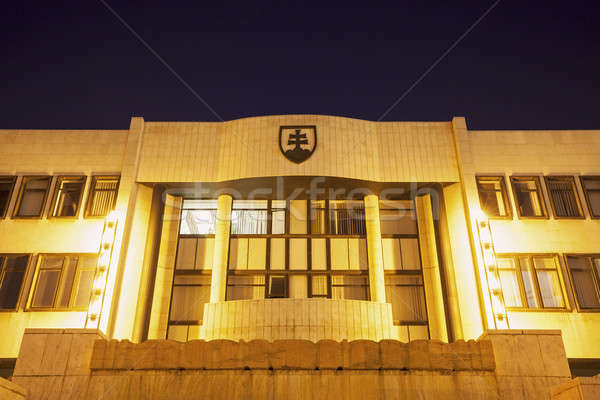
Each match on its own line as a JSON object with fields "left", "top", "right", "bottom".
{"left": 571, "top": 269, "right": 600, "bottom": 308}
{"left": 594, "top": 258, "right": 600, "bottom": 281}
{"left": 89, "top": 178, "right": 118, "bottom": 216}
{"left": 380, "top": 209, "right": 418, "bottom": 235}
{"left": 169, "top": 286, "right": 210, "bottom": 321}
{"left": 182, "top": 200, "right": 218, "bottom": 210}
{"left": 25, "top": 178, "right": 49, "bottom": 190}
{"left": 520, "top": 266, "right": 539, "bottom": 308}
{"left": 226, "top": 275, "right": 265, "bottom": 300}
{"left": 176, "top": 238, "right": 197, "bottom": 270}
{"left": 289, "top": 275, "right": 307, "bottom": 298}
{"left": 32, "top": 270, "right": 61, "bottom": 307}
{"left": 271, "top": 210, "right": 286, "bottom": 234}
{"left": 231, "top": 210, "right": 267, "bottom": 234}
{"left": 548, "top": 179, "right": 581, "bottom": 217}
{"left": 0, "top": 256, "right": 28, "bottom": 309}
{"left": 478, "top": 182, "right": 503, "bottom": 217}
{"left": 329, "top": 205, "right": 366, "bottom": 235}
{"left": 57, "top": 257, "right": 78, "bottom": 307}
{"left": 310, "top": 202, "right": 326, "bottom": 234}
{"left": 72, "top": 269, "right": 95, "bottom": 308}
{"left": 233, "top": 200, "right": 268, "bottom": 209}
{"left": 18, "top": 190, "right": 45, "bottom": 216}
{"left": 533, "top": 257, "right": 557, "bottom": 270}
{"left": 269, "top": 276, "right": 287, "bottom": 298}
{"left": 40, "top": 256, "right": 63, "bottom": 269}
{"left": 180, "top": 210, "right": 216, "bottom": 234}
{"left": 514, "top": 180, "right": 543, "bottom": 216}
{"left": 536, "top": 270, "right": 565, "bottom": 308}
{"left": 311, "top": 275, "right": 328, "bottom": 296}
{"left": 55, "top": 180, "right": 83, "bottom": 216}
{"left": 173, "top": 274, "right": 211, "bottom": 285}
{"left": 384, "top": 280, "right": 427, "bottom": 322}
{"left": 0, "top": 180, "right": 14, "bottom": 215}
{"left": 400, "top": 239, "right": 421, "bottom": 270}
{"left": 498, "top": 269, "right": 522, "bottom": 307}
{"left": 167, "top": 325, "right": 189, "bottom": 342}
{"left": 331, "top": 275, "right": 369, "bottom": 300}
{"left": 588, "top": 191, "right": 600, "bottom": 217}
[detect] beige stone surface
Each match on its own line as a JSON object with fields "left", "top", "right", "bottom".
{"left": 0, "top": 378, "right": 27, "bottom": 400}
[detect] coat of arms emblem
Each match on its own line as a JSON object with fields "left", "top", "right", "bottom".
{"left": 279, "top": 125, "right": 317, "bottom": 164}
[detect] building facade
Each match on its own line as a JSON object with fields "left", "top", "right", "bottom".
{"left": 0, "top": 115, "right": 599, "bottom": 398}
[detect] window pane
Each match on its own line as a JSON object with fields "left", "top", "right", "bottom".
{"left": 54, "top": 179, "right": 84, "bottom": 217}
{"left": 226, "top": 275, "right": 265, "bottom": 300}
{"left": 269, "top": 276, "right": 287, "bottom": 298}
{"left": 289, "top": 275, "right": 307, "bottom": 298}
{"left": 88, "top": 177, "right": 119, "bottom": 216}
{"left": 520, "top": 267, "right": 539, "bottom": 308}
{"left": 547, "top": 178, "right": 581, "bottom": 217}
{"left": 587, "top": 191, "right": 600, "bottom": 217}
{"left": 329, "top": 202, "right": 366, "bottom": 235}
{"left": 170, "top": 285, "right": 210, "bottom": 321}
{"left": 536, "top": 270, "right": 565, "bottom": 308}
{"left": 567, "top": 256, "right": 600, "bottom": 308}
{"left": 180, "top": 210, "right": 216, "bottom": 234}
{"left": 57, "top": 257, "right": 78, "bottom": 307}
{"left": 400, "top": 239, "right": 421, "bottom": 270}
{"left": 311, "top": 275, "right": 328, "bottom": 296}
{"left": 40, "top": 256, "right": 64, "bottom": 269}
{"left": 271, "top": 210, "right": 286, "bottom": 234}
{"left": 17, "top": 178, "right": 50, "bottom": 217}
{"left": 384, "top": 275, "right": 426, "bottom": 322}
{"left": 72, "top": 269, "right": 95, "bottom": 308}
{"left": 0, "top": 179, "right": 15, "bottom": 216}
{"left": 310, "top": 203, "right": 326, "bottom": 234}
{"left": 331, "top": 275, "right": 369, "bottom": 300}
{"left": 32, "top": 270, "right": 61, "bottom": 307}
{"left": 167, "top": 325, "right": 189, "bottom": 342}
{"left": 498, "top": 269, "right": 522, "bottom": 307}
{"left": 0, "top": 256, "right": 28, "bottom": 309}
{"left": 231, "top": 210, "right": 267, "bottom": 234}
{"left": 379, "top": 209, "right": 418, "bottom": 235}
{"left": 176, "top": 238, "right": 197, "bottom": 270}
{"left": 513, "top": 179, "right": 543, "bottom": 217}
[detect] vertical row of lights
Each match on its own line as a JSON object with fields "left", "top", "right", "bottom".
{"left": 474, "top": 210, "right": 509, "bottom": 329}
{"left": 85, "top": 211, "right": 119, "bottom": 329}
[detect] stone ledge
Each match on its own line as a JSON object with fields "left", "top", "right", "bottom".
{"left": 0, "top": 377, "right": 27, "bottom": 398}
{"left": 89, "top": 338, "right": 495, "bottom": 372}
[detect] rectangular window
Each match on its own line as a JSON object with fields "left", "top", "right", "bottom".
{"left": 29, "top": 255, "right": 97, "bottom": 310}
{"left": 496, "top": 255, "right": 566, "bottom": 309}
{"left": 226, "top": 274, "right": 266, "bottom": 300}
{"left": 545, "top": 176, "right": 583, "bottom": 218}
{"left": 331, "top": 274, "right": 369, "bottom": 300}
{"left": 565, "top": 255, "right": 600, "bottom": 310}
{"left": 0, "top": 176, "right": 17, "bottom": 218}
{"left": 180, "top": 200, "right": 218, "bottom": 234}
{"left": 85, "top": 176, "right": 119, "bottom": 217}
{"left": 231, "top": 200, "right": 268, "bottom": 235}
{"left": 14, "top": 176, "right": 51, "bottom": 218}
{"left": 384, "top": 274, "right": 427, "bottom": 324}
{"left": 310, "top": 200, "right": 366, "bottom": 235}
{"left": 0, "top": 255, "right": 29, "bottom": 309}
{"left": 476, "top": 176, "right": 512, "bottom": 218}
{"left": 379, "top": 200, "right": 418, "bottom": 234}
{"left": 50, "top": 176, "right": 86, "bottom": 217}
{"left": 510, "top": 176, "right": 547, "bottom": 218}
{"left": 580, "top": 176, "right": 600, "bottom": 218}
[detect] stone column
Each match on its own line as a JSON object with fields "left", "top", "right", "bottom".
{"left": 210, "top": 194, "right": 233, "bottom": 303}
{"left": 364, "top": 195, "right": 386, "bottom": 303}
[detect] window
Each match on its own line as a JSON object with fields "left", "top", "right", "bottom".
{"left": 231, "top": 200, "right": 268, "bottom": 234}
{"left": 476, "top": 176, "right": 512, "bottom": 218}
{"left": 29, "top": 255, "right": 96, "bottom": 310}
{"left": 310, "top": 200, "right": 366, "bottom": 235}
{"left": 580, "top": 176, "right": 600, "bottom": 218}
{"left": 496, "top": 255, "right": 566, "bottom": 309}
{"left": 0, "top": 255, "right": 29, "bottom": 309}
{"left": 379, "top": 200, "right": 418, "bottom": 234}
{"left": 14, "top": 176, "right": 51, "bottom": 218}
{"left": 545, "top": 176, "right": 583, "bottom": 218}
{"left": 385, "top": 274, "right": 427, "bottom": 324}
{"left": 510, "top": 176, "right": 547, "bottom": 218}
{"left": 331, "top": 274, "right": 369, "bottom": 300}
{"left": 0, "top": 177, "right": 16, "bottom": 218}
{"left": 85, "top": 176, "right": 119, "bottom": 217}
{"left": 565, "top": 255, "right": 600, "bottom": 310}
{"left": 50, "top": 176, "right": 86, "bottom": 217}
{"left": 180, "top": 200, "right": 218, "bottom": 234}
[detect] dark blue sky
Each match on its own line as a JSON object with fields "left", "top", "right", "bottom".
{"left": 2, "top": 1, "right": 599, "bottom": 129}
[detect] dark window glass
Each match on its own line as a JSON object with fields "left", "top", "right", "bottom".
{"left": 545, "top": 176, "right": 583, "bottom": 218}
{"left": 310, "top": 200, "right": 366, "bottom": 235}
{"left": 331, "top": 275, "right": 369, "bottom": 300}
{"left": 511, "top": 177, "right": 546, "bottom": 218}
{"left": 86, "top": 176, "right": 119, "bottom": 217}
{"left": 581, "top": 177, "right": 600, "bottom": 218}
{"left": 268, "top": 275, "right": 287, "bottom": 298}
{"left": 566, "top": 256, "right": 600, "bottom": 309}
{"left": 30, "top": 255, "right": 96, "bottom": 309}
{"left": 0, "top": 177, "right": 16, "bottom": 218}
{"left": 476, "top": 176, "right": 511, "bottom": 218}
{"left": 51, "top": 176, "right": 85, "bottom": 217}
{"left": 384, "top": 274, "right": 427, "bottom": 323}
{"left": 15, "top": 176, "right": 50, "bottom": 217}
{"left": 0, "top": 255, "right": 29, "bottom": 309}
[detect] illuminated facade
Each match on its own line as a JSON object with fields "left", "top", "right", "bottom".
{"left": 1, "top": 115, "right": 600, "bottom": 399}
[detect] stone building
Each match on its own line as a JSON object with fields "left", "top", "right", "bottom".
{"left": 0, "top": 115, "right": 599, "bottom": 399}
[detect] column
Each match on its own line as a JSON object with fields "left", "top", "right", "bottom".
{"left": 210, "top": 194, "right": 233, "bottom": 303}
{"left": 364, "top": 194, "right": 386, "bottom": 303}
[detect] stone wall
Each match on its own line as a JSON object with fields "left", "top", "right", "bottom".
{"left": 0, "top": 378, "right": 27, "bottom": 400}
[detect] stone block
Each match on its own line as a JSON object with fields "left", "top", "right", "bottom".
{"left": 39, "top": 332, "right": 72, "bottom": 376}
{"left": 13, "top": 332, "right": 47, "bottom": 376}
{"left": 113, "top": 340, "right": 134, "bottom": 370}
{"left": 408, "top": 340, "right": 430, "bottom": 370}
{"left": 89, "top": 340, "right": 106, "bottom": 370}
{"left": 429, "top": 340, "right": 451, "bottom": 371}
{"left": 206, "top": 340, "right": 242, "bottom": 369}
{"left": 316, "top": 340, "right": 343, "bottom": 370}
{"left": 468, "top": 340, "right": 482, "bottom": 370}
{"left": 182, "top": 340, "right": 206, "bottom": 370}
{"left": 271, "top": 340, "right": 316, "bottom": 369}
{"left": 538, "top": 334, "right": 570, "bottom": 378}
{"left": 241, "top": 340, "right": 270, "bottom": 369}
{"left": 479, "top": 340, "right": 495, "bottom": 371}
{"left": 449, "top": 340, "right": 471, "bottom": 370}
{"left": 347, "top": 340, "right": 380, "bottom": 369}
{"left": 380, "top": 340, "right": 408, "bottom": 369}
{"left": 131, "top": 340, "right": 159, "bottom": 370}
{"left": 103, "top": 339, "right": 119, "bottom": 369}
{"left": 155, "top": 340, "right": 184, "bottom": 369}
{"left": 66, "top": 332, "right": 105, "bottom": 375}
{"left": 0, "top": 377, "right": 27, "bottom": 400}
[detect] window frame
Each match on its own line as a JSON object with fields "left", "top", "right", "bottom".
{"left": 496, "top": 253, "right": 569, "bottom": 312}
{"left": 509, "top": 176, "right": 549, "bottom": 219}
{"left": 544, "top": 175, "right": 584, "bottom": 219}
{"left": 12, "top": 175, "right": 52, "bottom": 219}
{"left": 84, "top": 175, "right": 120, "bottom": 218}
{"left": 0, "top": 176, "right": 17, "bottom": 219}
{"left": 26, "top": 254, "right": 97, "bottom": 311}
{"left": 564, "top": 254, "right": 600, "bottom": 312}
{"left": 475, "top": 175, "right": 513, "bottom": 219}
{"left": 49, "top": 175, "right": 87, "bottom": 218}
{"left": 0, "top": 254, "right": 31, "bottom": 311}
{"left": 579, "top": 176, "right": 600, "bottom": 219}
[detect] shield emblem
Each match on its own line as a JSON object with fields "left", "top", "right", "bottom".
{"left": 279, "top": 125, "right": 317, "bottom": 164}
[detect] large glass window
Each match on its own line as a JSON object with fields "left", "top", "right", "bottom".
{"left": 545, "top": 176, "right": 583, "bottom": 218}
{"left": 50, "top": 176, "right": 86, "bottom": 217}
{"left": 231, "top": 200, "right": 268, "bottom": 234}
{"left": 510, "top": 176, "right": 547, "bottom": 218}
{"left": 384, "top": 274, "right": 427, "bottom": 323}
{"left": 0, "top": 255, "right": 29, "bottom": 309}
{"left": 496, "top": 255, "right": 566, "bottom": 309}
{"left": 14, "top": 176, "right": 51, "bottom": 218}
{"left": 565, "top": 255, "right": 600, "bottom": 310}
{"left": 180, "top": 200, "right": 218, "bottom": 234}
{"left": 310, "top": 200, "right": 366, "bottom": 235}
{"left": 580, "top": 176, "right": 600, "bottom": 218}
{"left": 29, "top": 255, "right": 96, "bottom": 310}
{"left": 0, "top": 176, "right": 16, "bottom": 218}
{"left": 85, "top": 176, "right": 119, "bottom": 217}
{"left": 476, "top": 176, "right": 512, "bottom": 218}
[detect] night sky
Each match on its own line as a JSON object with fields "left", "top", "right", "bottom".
{"left": 2, "top": 1, "right": 599, "bottom": 130}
